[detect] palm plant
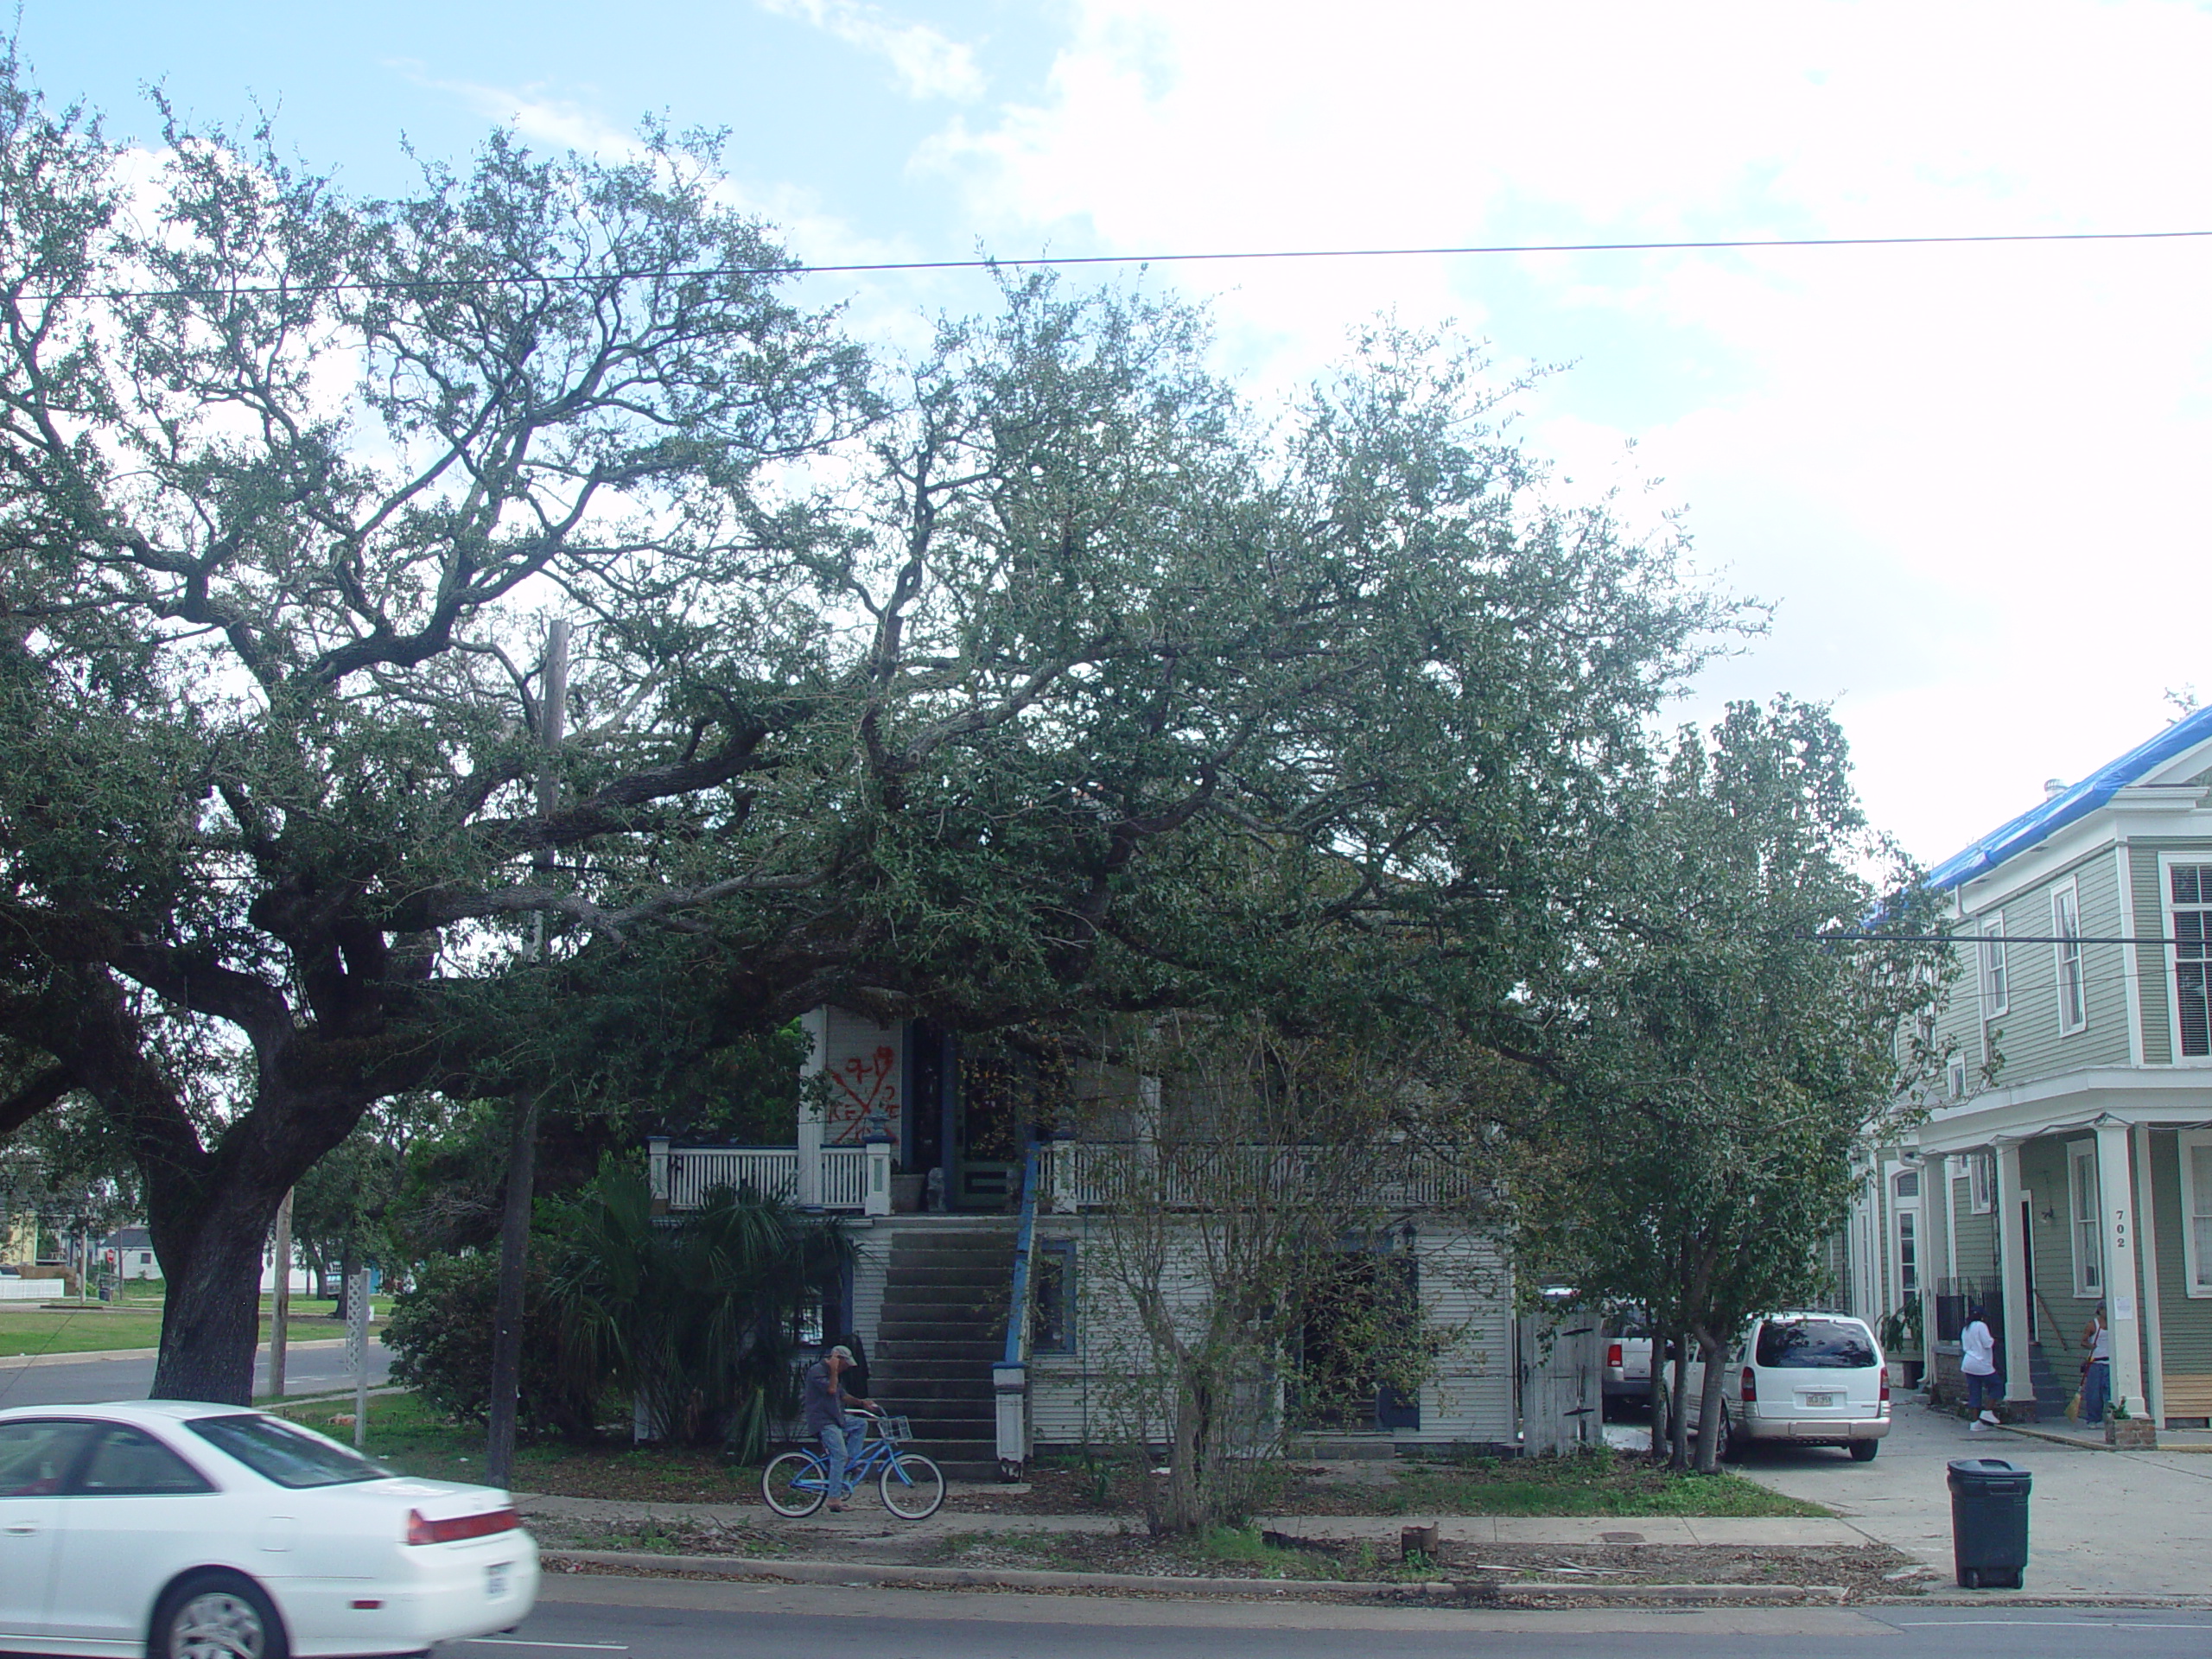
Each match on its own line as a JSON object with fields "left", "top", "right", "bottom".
{"left": 540, "top": 1160, "right": 849, "bottom": 1457}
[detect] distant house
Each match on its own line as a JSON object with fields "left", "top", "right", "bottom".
{"left": 1847, "top": 705, "right": 2212, "bottom": 1427}
{"left": 101, "top": 1227, "right": 159, "bottom": 1281}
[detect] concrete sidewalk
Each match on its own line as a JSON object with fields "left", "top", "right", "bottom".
{"left": 1734, "top": 1390, "right": 2212, "bottom": 1597}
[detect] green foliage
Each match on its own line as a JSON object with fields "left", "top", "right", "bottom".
{"left": 1503, "top": 699, "right": 1955, "bottom": 1470}
{"left": 537, "top": 1160, "right": 849, "bottom": 1456}
{"left": 383, "top": 1252, "right": 603, "bottom": 1440}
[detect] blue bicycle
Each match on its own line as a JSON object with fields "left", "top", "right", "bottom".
{"left": 761, "top": 1409, "right": 945, "bottom": 1518}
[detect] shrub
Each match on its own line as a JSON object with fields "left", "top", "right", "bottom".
{"left": 384, "top": 1252, "right": 604, "bottom": 1440}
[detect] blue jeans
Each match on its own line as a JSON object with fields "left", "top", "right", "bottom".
{"left": 2082, "top": 1357, "right": 2110, "bottom": 1424}
{"left": 819, "top": 1419, "right": 859, "bottom": 1496}
{"left": 1965, "top": 1370, "right": 1999, "bottom": 1413}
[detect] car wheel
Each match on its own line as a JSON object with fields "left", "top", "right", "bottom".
{"left": 1716, "top": 1408, "right": 1746, "bottom": 1463}
{"left": 1848, "top": 1439, "right": 1879, "bottom": 1461}
{"left": 154, "top": 1572, "right": 288, "bottom": 1659}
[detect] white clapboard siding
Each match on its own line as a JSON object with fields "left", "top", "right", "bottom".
{"left": 848, "top": 1220, "right": 890, "bottom": 1352}
{"left": 1026, "top": 1215, "right": 1515, "bottom": 1449}
{"left": 1414, "top": 1220, "right": 1516, "bottom": 1445}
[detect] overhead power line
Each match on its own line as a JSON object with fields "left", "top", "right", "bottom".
{"left": 29, "top": 225, "right": 2212, "bottom": 305}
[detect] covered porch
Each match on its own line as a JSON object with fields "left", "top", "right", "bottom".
{"left": 1916, "top": 1070, "right": 2212, "bottom": 1430}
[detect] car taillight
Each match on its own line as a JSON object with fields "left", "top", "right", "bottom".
{"left": 1880, "top": 1377, "right": 1891, "bottom": 1404}
{"left": 405, "top": 1506, "right": 521, "bottom": 1546}
{"left": 1740, "top": 1366, "right": 1757, "bottom": 1404}
{"left": 1607, "top": 1343, "right": 1623, "bottom": 1369}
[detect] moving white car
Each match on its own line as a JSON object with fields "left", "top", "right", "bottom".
{"left": 0, "top": 1401, "right": 538, "bottom": 1658}
{"left": 1674, "top": 1312, "right": 1891, "bottom": 1461}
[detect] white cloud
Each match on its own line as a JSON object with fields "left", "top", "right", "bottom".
{"left": 918, "top": 0, "right": 2212, "bottom": 861}
{"left": 758, "top": 0, "right": 985, "bottom": 102}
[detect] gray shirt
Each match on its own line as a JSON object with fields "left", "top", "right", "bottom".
{"left": 801, "top": 1359, "right": 848, "bottom": 1434}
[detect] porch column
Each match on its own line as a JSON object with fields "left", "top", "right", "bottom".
{"left": 2094, "top": 1119, "right": 2148, "bottom": 1416}
{"left": 2135, "top": 1123, "right": 2167, "bottom": 1427}
{"left": 1995, "top": 1142, "right": 2036, "bottom": 1415}
{"left": 798, "top": 1007, "right": 829, "bottom": 1208}
{"left": 1921, "top": 1154, "right": 1950, "bottom": 1389}
{"left": 647, "top": 1136, "right": 671, "bottom": 1213}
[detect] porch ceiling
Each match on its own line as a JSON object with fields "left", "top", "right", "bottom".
{"left": 1914, "top": 1068, "right": 2212, "bottom": 1152}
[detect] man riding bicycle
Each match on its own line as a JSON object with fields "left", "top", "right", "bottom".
{"left": 800, "top": 1344, "right": 878, "bottom": 1512}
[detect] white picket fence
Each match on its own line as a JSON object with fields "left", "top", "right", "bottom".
{"left": 0, "top": 1280, "right": 66, "bottom": 1300}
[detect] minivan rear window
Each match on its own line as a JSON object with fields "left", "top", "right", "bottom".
{"left": 1756, "top": 1319, "right": 1876, "bottom": 1370}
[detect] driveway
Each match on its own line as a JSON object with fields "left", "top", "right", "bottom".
{"left": 1733, "top": 1393, "right": 2212, "bottom": 1596}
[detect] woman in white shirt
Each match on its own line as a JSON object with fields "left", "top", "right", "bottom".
{"left": 1961, "top": 1304, "right": 2000, "bottom": 1429}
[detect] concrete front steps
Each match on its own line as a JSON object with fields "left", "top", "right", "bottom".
{"left": 873, "top": 1221, "right": 1015, "bottom": 1480}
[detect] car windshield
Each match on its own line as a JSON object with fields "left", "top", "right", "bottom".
{"left": 188, "top": 1414, "right": 386, "bottom": 1488}
{"left": 1756, "top": 1319, "right": 1877, "bottom": 1370}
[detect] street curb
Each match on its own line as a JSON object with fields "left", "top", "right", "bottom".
{"left": 2000, "top": 1422, "right": 2212, "bottom": 1454}
{"left": 0, "top": 1337, "right": 355, "bottom": 1372}
{"left": 539, "top": 1549, "right": 1851, "bottom": 1603}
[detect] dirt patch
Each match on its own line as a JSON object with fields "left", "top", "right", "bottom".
{"left": 537, "top": 1513, "right": 1921, "bottom": 1597}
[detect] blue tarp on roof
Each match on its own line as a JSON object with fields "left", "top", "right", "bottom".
{"left": 1923, "top": 704, "right": 2212, "bottom": 894}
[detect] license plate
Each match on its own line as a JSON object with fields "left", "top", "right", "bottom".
{"left": 487, "top": 1564, "right": 512, "bottom": 1599}
{"left": 1804, "top": 1392, "right": 1834, "bottom": 1408}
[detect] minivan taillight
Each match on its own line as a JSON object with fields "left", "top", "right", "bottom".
{"left": 1880, "top": 1377, "right": 1891, "bottom": 1405}
{"left": 1607, "top": 1343, "right": 1624, "bottom": 1369}
{"left": 1740, "top": 1366, "right": 1757, "bottom": 1404}
{"left": 405, "top": 1506, "right": 520, "bottom": 1546}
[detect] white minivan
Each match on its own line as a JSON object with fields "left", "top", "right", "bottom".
{"left": 1675, "top": 1312, "right": 1891, "bottom": 1461}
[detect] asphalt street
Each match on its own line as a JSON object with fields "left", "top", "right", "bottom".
{"left": 474, "top": 1581, "right": 2212, "bottom": 1659}
{"left": 0, "top": 1332, "right": 393, "bottom": 1408}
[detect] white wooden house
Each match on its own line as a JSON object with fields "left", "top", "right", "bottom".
{"left": 648, "top": 1007, "right": 1533, "bottom": 1473}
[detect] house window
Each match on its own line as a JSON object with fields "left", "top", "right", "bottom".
{"left": 1893, "top": 1168, "right": 1920, "bottom": 1200}
{"left": 2181, "top": 1132, "right": 2212, "bottom": 1298}
{"left": 2052, "top": 882, "right": 2086, "bottom": 1036}
{"left": 2171, "top": 864, "right": 2212, "bottom": 1058}
{"left": 2069, "top": 1142, "right": 2103, "bottom": 1297}
{"left": 1896, "top": 1209, "right": 1919, "bottom": 1298}
{"left": 1969, "top": 1151, "right": 1994, "bottom": 1215}
{"left": 1979, "top": 915, "right": 2009, "bottom": 1022}
{"left": 1031, "top": 1240, "right": 1077, "bottom": 1356}
{"left": 1948, "top": 1057, "right": 1968, "bottom": 1099}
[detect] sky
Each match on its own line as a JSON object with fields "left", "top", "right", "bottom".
{"left": 19, "top": 0, "right": 2212, "bottom": 867}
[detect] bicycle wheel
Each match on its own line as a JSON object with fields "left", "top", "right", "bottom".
{"left": 761, "top": 1451, "right": 828, "bottom": 1516}
{"left": 879, "top": 1452, "right": 945, "bottom": 1519}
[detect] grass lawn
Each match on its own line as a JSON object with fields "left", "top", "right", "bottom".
{"left": 275, "top": 1391, "right": 768, "bottom": 1504}
{"left": 1005, "top": 1446, "right": 1827, "bottom": 1520}
{"left": 1355, "top": 1450, "right": 1827, "bottom": 1517}
{"left": 0, "top": 1297, "right": 365, "bottom": 1357}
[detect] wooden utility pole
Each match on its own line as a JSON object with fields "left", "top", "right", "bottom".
{"left": 486, "top": 620, "right": 566, "bottom": 1488}
{"left": 268, "top": 1188, "right": 295, "bottom": 1403}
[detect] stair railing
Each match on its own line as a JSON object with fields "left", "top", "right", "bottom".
{"left": 993, "top": 1141, "right": 1042, "bottom": 1479}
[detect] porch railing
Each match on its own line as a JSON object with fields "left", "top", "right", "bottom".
{"left": 1038, "top": 1141, "right": 1477, "bottom": 1211}
{"left": 995, "top": 1142, "right": 1042, "bottom": 1478}
{"left": 654, "top": 1142, "right": 879, "bottom": 1213}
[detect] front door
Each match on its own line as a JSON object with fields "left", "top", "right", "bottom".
{"left": 952, "top": 1039, "right": 1024, "bottom": 1210}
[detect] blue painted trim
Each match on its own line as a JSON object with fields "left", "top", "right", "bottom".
{"left": 1923, "top": 705, "right": 2212, "bottom": 893}
{"left": 1002, "top": 1141, "right": 1042, "bottom": 1369}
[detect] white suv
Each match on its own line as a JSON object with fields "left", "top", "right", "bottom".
{"left": 1678, "top": 1312, "right": 1891, "bottom": 1461}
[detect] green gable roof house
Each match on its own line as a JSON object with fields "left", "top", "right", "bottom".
{"left": 1853, "top": 705, "right": 2212, "bottom": 1438}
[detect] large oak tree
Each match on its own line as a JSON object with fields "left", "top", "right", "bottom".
{"left": 0, "top": 60, "right": 1729, "bottom": 1403}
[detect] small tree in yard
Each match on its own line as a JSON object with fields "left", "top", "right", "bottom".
{"left": 1076, "top": 1014, "right": 1481, "bottom": 1532}
{"left": 1504, "top": 700, "right": 1952, "bottom": 1471}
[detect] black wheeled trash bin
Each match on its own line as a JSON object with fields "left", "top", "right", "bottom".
{"left": 1947, "top": 1458, "right": 2031, "bottom": 1588}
